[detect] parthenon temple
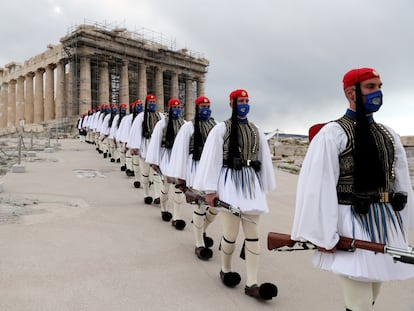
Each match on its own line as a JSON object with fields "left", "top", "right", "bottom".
{"left": 0, "top": 22, "right": 209, "bottom": 132}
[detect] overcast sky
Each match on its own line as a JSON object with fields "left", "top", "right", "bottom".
{"left": 1, "top": 0, "right": 413, "bottom": 135}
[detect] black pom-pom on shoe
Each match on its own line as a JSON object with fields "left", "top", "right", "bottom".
{"left": 126, "top": 169, "right": 134, "bottom": 177}
{"left": 172, "top": 219, "right": 186, "bottom": 230}
{"left": 245, "top": 283, "right": 278, "bottom": 300}
{"left": 161, "top": 211, "right": 172, "bottom": 222}
{"left": 220, "top": 270, "right": 241, "bottom": 288}
{"left": 195, "top": 247, "right": 213, "bottom": 260}
{"left": 144, "top": 196, "right": 153, "bottom": 204}
{"left": 133, "top": 181, "right": 141, "bottom": 188}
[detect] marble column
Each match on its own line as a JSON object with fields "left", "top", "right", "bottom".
{"left": 155, "top": 66, "right": 164, "bottom": 112}
{"left": 196, "top": 78, "right": 205, "bottom": 97}
{"left": 67, "top": 60, "right": 76, "bottom": 117}
{"left": 34, "top": 68, "right": 45, "bottom": 123}
{"left": 44, "top": 64, "right": 56, "bottom": 121}
{"left": 79, "top": 56, "right": 91, "bottom": 114}
{"left": 185, "top": 78, "right": 193, "bottom": 120}
{"left": 7, "top": 79, "right": 17, "bottom": 127}
{"left": 0, "top": 82, "right": 8, "bottom": 128}
{"left": 25, "top": 72, "right": 35, "bottom": 124}
{"left": 99, "top": 61, "right": 109, "bottom": 105}
{"left": 138, "top": 63, "right": 147, "bottom": 100}
{"left": 55, "top": 61, "right": 65, "bottom": 119}
{"left": 16, "top": 76, "right": 25, "bottom": 125}
{"left": 171, "top": 72, "right": 179, "bottom": 99}
{"left": 120, "top": 60, "right": 129, "bottom": 105}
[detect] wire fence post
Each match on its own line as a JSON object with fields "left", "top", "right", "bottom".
{"left": 17, "top": 135, "right": 23, "bottom": 165}
{"left": 47, "top": 129, "right": 51, "bottom": 148}
{"left": 55, "top": 123, "right": 59, "bottom": 144}
{"left": 30, "top": 130, "right": 34, "bottom": 151}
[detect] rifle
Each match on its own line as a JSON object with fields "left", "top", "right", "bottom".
{"left": 152, "top": 165, "right": 176, "bottom": 183}
{"left": 185, "top": 189, "right": 256, "bottom": 224}
{"left": 267, "top": 232, "right": 414, "bottom": 265}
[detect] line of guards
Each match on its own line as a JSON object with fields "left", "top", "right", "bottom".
{"left": 76, "top": 91, "right": 279, "bottom": 301}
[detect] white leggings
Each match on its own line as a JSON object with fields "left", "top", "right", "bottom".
{"left": 338, "top": 275, "right": 381, "bottom": 311}
{"left": 220, "top": 212, "right": 261, "bottom": 287}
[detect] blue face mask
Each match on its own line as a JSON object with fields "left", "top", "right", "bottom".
{"left": 148, "top": 103, "right": 156, "bottom": 112}
{"left": 199, "top": 107, "right": 211, "bottom": 120}
{"left": 170, "top": 108, "right": 181, "bottom": 119}
{"left": 135, "top": 105, "right": 143, "bottom": 113}
{"left": 105, "top": 108, "right": 111, "bottom": 114}
{"left": 121, "top": 109, "right": 127, "bottom": 116}
{"left": 364, "top": 90, "right": 383, "bottom": 113}
{"left": 237, "top": 104, "right": 250, "bottom": 117}
{"left": 112, "top": 108, "right": 118, "bottom": 114}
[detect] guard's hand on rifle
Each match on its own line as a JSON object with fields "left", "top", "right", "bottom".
{"left": 130, "top": 148, "right": 138, "bottom": 156}
{"left": 175, "top": 179, "right": 188, "bottom": 192}
{"left": 151, "top": 164, "right": 161, "bottom": 176}
{"left": 205, "top": 192, "right": 219, "bottom": 207}
{"left": 316, "top": 246, "right": 337, "bottom": 253}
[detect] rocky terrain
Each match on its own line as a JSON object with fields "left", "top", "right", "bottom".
{"left": 273, "top": 136, "right": 414, "bottom": 189}
{"left": 1, "top": 135, "right": 413, "bottom": 188}
{"left": 270, "top": 136, "right": 308, "bottom": 174}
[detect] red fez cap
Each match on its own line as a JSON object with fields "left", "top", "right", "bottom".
{"left": 111, "top": 103, "right": 117, "bottom": 108}
{"left": 135, "top": 99, "right": 143, "bottom": 105}
{"left": 168, "top": 98, "right": 181, "bottom": 107}
{"left": 130, "top": 101, "right": 136, "bottom": 107}
{"left": 342, "top": 68, "right": 380, "bottom": 89}
{"left": 195, "top": 96, "right": 210, "bottom": 105}
{"left": 103, "top": 103, "right": 110, "bottom": 108}
{"left": 229, "top": 89, "right": 249, "bottom": 100}
{"left": 120, "top": 103, "right": 127, "bottom": 108}
{"left": 146, "top": 94, "right": 156, "bottom": 101}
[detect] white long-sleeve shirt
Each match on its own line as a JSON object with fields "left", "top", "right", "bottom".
{"left": 291, "top": 120, "right": 414, "bottom": 282}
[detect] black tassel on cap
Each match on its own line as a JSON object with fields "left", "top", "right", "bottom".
{"left": 353, "top": 82, "right": 385, "bottom": 193}
{"left": 228, "top": 97, "right": 241, "bottom": 169}
{"left": 192, "top": 105, "right": 202, "bottom": 160}
{"left": 164, "top": 107, "right": 175, "bottom": 149}
{"left": 142, "top": 99, "right": 150, "bottom": 139}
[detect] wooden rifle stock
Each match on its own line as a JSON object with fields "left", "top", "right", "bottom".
{"left": 267, "top": 232, "right": 297, "bottom": 250}
{"left": 336, "top": 236, "right": 385, "bottom": 253}
{"left": 184, "top": 189, "right": 255, "bottom": 223}
{"left": 267, "top": 232, "right": 385, "bottom": 253}
{"left": 267, "top": 232, "right": 414, "bottom": 265}
{"left": 184, "top": 188, "right": 203, "bottom": 204}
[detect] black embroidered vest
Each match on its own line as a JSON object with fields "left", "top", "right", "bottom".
{"left": 189, "top": 118, "right": 216, "bottom": 155}
{"left": 336, "top": 115, "right": 395, "bottom": 204}
{"left": 223, "top": 120, "right": 260, "bottom": 163}
{"left": 145, "top": 112, "right": 162, "bottom": 136}
{"left": 161, "top": 118, "right": 185, "bottom": 149}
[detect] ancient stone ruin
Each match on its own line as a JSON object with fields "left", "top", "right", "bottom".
{"left": 0, "top": 22, "right": 209, "bottom": 135}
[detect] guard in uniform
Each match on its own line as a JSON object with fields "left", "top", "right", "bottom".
{"left": 146, "top": 98, "right": 186, "bottom": 229}
{"left": 291, "top": 68, "right": 414, "bottom": 310}
{"left": 128, "top": 94, "right": 164, "bottom": 204}
{"left": 193, "top": 89, "right": 278, "bottom": 300}
{"left": 169, "top": 96, "right": 218, "bottom": 257}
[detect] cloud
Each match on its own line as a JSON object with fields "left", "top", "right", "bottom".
{"left": 1, "top": 0, "right": 413, "bottom": 135}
